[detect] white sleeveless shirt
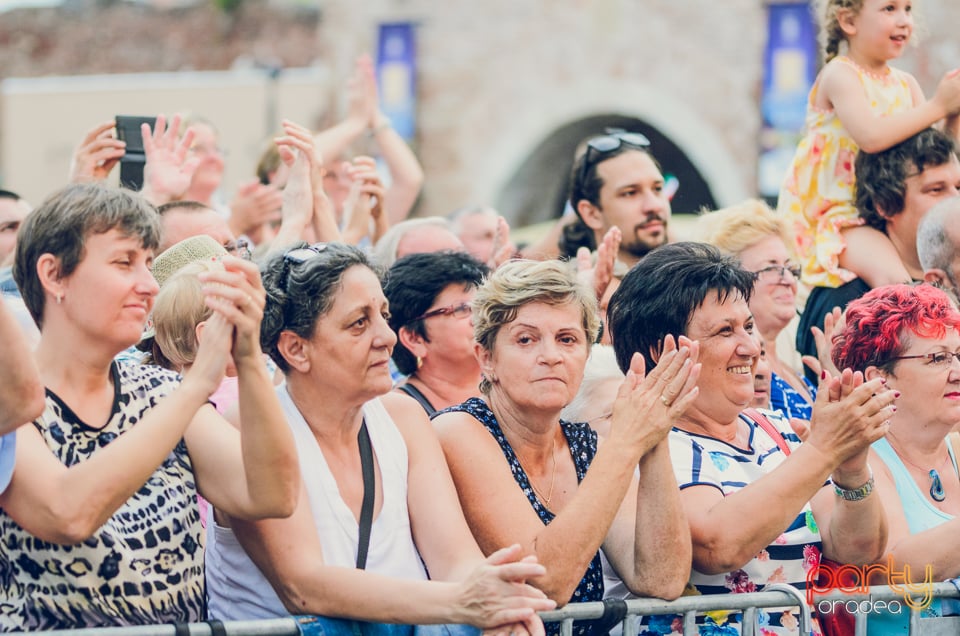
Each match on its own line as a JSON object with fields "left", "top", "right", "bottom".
{"left": 206, "top": 386, "right": 428, "bottom": 619}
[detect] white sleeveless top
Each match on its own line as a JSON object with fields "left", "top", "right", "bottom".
{"left": 206, "top": 386, "right": 428, "bottom": 619}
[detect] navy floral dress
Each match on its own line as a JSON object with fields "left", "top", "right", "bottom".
{"left": 442, "top": 398, "right": 604, "bottom": 636}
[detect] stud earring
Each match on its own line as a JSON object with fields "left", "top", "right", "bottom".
{"left": 56, "top": 293, "right": 63, "bottom": 305}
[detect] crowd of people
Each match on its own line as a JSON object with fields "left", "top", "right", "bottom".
{"left": 2, "top": 1, "right": 960, "bottom": 635}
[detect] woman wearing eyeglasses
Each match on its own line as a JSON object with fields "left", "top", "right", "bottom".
{"left": 205, "top": 242, "right": 555, "bottom": 635}
{"left": 383, "top": 251, "right": 489, "bottom": 416}
{"left": 832, "top": 284, "right": 960, "bottom": 634}
{"left": 693, "top": 200, "right": 816, "bottom": 421}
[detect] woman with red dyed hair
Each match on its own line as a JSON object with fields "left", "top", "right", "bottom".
{"left": 833, "top": 283, "right": 960, "bottom": 634}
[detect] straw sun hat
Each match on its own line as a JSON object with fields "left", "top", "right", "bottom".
{"left": 141, "top": 235, "right": 228, "bottom": 340}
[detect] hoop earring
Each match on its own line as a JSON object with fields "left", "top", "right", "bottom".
{"left": 56, "top": 293, "right": 63, "bottom": 305}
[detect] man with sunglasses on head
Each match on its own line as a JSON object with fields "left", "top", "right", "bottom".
{"left": 797, "top": 127, "right": 960, "bottom": 381}
{"left": 562, "top": 131, "right": 671, "bottom": 268}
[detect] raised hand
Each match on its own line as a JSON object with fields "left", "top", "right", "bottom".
{"left": 608, "top": 335, "right": 701, "bottom": 457}
{"left": 806, "top": 368, "right": 897, "bottom": 466}
{"left": 489, "top": 216, "right": 518, "bottom": 269}
{"left": 346, "top": 54, "right": 378, "bottom": 129}
{"left": 456, "top": 545, "right": 555, "bottom": 631}
{"left": 802, "top": 306, "right": 844, "bottom": 379}
{"left": 140, "top": 114, "right": 200, "bottom": 205}
{"left": 197, "top": 256, "right": 267, "bottom": 363}
{"left": 575, "top": 226, "right": 622, "bottom": 301}
{"left": 68, "top": 121, "right": 127, "bottom": 183}
{"left": 341, "top": 156, "right": 388, "bottom": 244}
{"left": 228, "top": 179, "right": 284, "bottom": 240}
{"left": 275, "top": 124, "right": 315, "bottom": 229}
{"left": 933, "top": 68, "right": 960, "bottom": 117}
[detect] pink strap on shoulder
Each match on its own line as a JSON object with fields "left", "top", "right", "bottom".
{"left": 744, "top": 408, "right": 791, "bottom": 456}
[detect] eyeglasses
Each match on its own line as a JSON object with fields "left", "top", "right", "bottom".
{"left": 224, "top": 237, "right": 252, "bottom": 260}
{"left": 410, "top": 302, "right": 472, "bottom": 323}
{"left": 578, "top": 131, "right": 651, "bottom": 186}
{"left": 753, "top": 263, "right": 801, "bottom": 283}
{"left": 280, "top": 243, "right": 329, "bottom": 289}
{"left": 889, "top": 351, "right": 960, "bottom": 368}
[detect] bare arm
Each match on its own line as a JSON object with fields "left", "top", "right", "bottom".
{"left": 810, "top": 456, "right": 887, "bottom": 566}
{"left": 867, "top": 458, "right": 960, "bottom": 581}
{"left": 0, "top": 373, "right": 214, "bottom": 544}
{"left": 185, "top": 258, "right": 298, "bottom": 519}
{"left": 227, "top": 392, "right": 553, "bottom": 628}
{"left": 822, "top": 64, "right": 960, "bottom": 153}
{"left": 682, "top": 374, "right": 894, "bottom": 574}
{"left": 0, "top": 297, "right": 44, "bottom": 434}
{"left": 435, "top": 344, "right": 698, "bottom": 605}
{"left": 373, "top": 113, "right": 424, "bottom": 224}
{"left": 267, "top": 122, "right": 326, "bottom": 256}
{"left": 838, "top": 225, "right": 911, "bottom": 288}
{"left": 602, "top": 439, "right": 691, "bottom": 600}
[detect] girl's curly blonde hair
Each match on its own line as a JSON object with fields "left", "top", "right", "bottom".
{"left": 818, "top": 0, "right": 922, "bottom": 63}
{"left": 818, "top": 0, "right": 865, "bottom": 63}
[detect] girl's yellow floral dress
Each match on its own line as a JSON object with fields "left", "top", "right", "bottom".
{"left": 777, "top": 56, "right": 913, "bottom": 288}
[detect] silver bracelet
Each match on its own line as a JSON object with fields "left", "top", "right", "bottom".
{"left": 832, "top": 465, "right": 875, "bottom": 502}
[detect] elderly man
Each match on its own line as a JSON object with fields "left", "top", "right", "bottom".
{"left": 918, "top": 197, "right": 960, "bottom": 303}
{"left": 797, "top": 128, "right": 960, "bottom": 377}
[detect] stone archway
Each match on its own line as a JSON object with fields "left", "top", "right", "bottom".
{"left": 494, "top": 114, "right": 721, "bottom": 227}
{"left": 465, "top": 81, "right": 751, "bottom": 227}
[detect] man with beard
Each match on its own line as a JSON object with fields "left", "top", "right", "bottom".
{"left": 560, "top": 131, "right": 671, "bottom": 267}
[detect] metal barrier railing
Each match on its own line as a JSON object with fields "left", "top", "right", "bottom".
{"left": 8, "top": 583, "right": 960, "bottom": 636}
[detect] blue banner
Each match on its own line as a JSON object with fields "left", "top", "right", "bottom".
{"left": 758, "top": 2, "right": 818, "bottom": 199}
{"left": 376, "top": 23, "right": 417, "bottom": 142}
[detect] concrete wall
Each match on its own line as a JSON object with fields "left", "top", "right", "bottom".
{"left": 3, "top": 0, "right": 960, "bottom": 223}
{"left": 2, "top": 67, "right": 330, "bottom": 204}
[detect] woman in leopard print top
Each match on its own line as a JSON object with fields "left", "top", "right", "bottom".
{"left": 0, "top": 179, "right": 298, "bottom": 631}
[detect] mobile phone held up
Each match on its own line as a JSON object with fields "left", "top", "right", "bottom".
{"left": 115, "top": 115, "right": 156, "bottom": 191}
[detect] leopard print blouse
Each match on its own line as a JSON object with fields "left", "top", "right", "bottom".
{"left": 0, "top": 362, "right": 205, "bottom": 630}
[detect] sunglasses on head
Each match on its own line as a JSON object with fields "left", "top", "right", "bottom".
{"left": 579, "top": 131, "right": 651, "bottom": 186}
{"left": 281, "top": 243, "right": 330, "bottom": 289}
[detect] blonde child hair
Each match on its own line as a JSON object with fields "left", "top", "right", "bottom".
{"left": 818, "top": 0, "right": 923, "bottom": 63}
{"left": 152, "top": 260, "right": 222, "bottom": 372}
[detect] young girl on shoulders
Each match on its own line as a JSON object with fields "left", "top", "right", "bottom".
{"left": 778, "top": 0, "right": 960, "bottom": 290}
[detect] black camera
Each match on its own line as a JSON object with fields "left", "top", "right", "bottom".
{"left": 115, "top": 115, "right": 157, "bottom": 191}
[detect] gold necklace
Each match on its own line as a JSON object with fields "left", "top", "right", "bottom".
{"left": 521, "top": 436, "right": 558, "bottom": 507}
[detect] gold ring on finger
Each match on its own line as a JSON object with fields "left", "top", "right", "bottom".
{"left": 660, "top": 394, "right": 671, "bottom": 407}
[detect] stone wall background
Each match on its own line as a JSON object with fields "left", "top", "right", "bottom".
{"left": 2, "top": 0, "right": 959, "bottom": 223}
